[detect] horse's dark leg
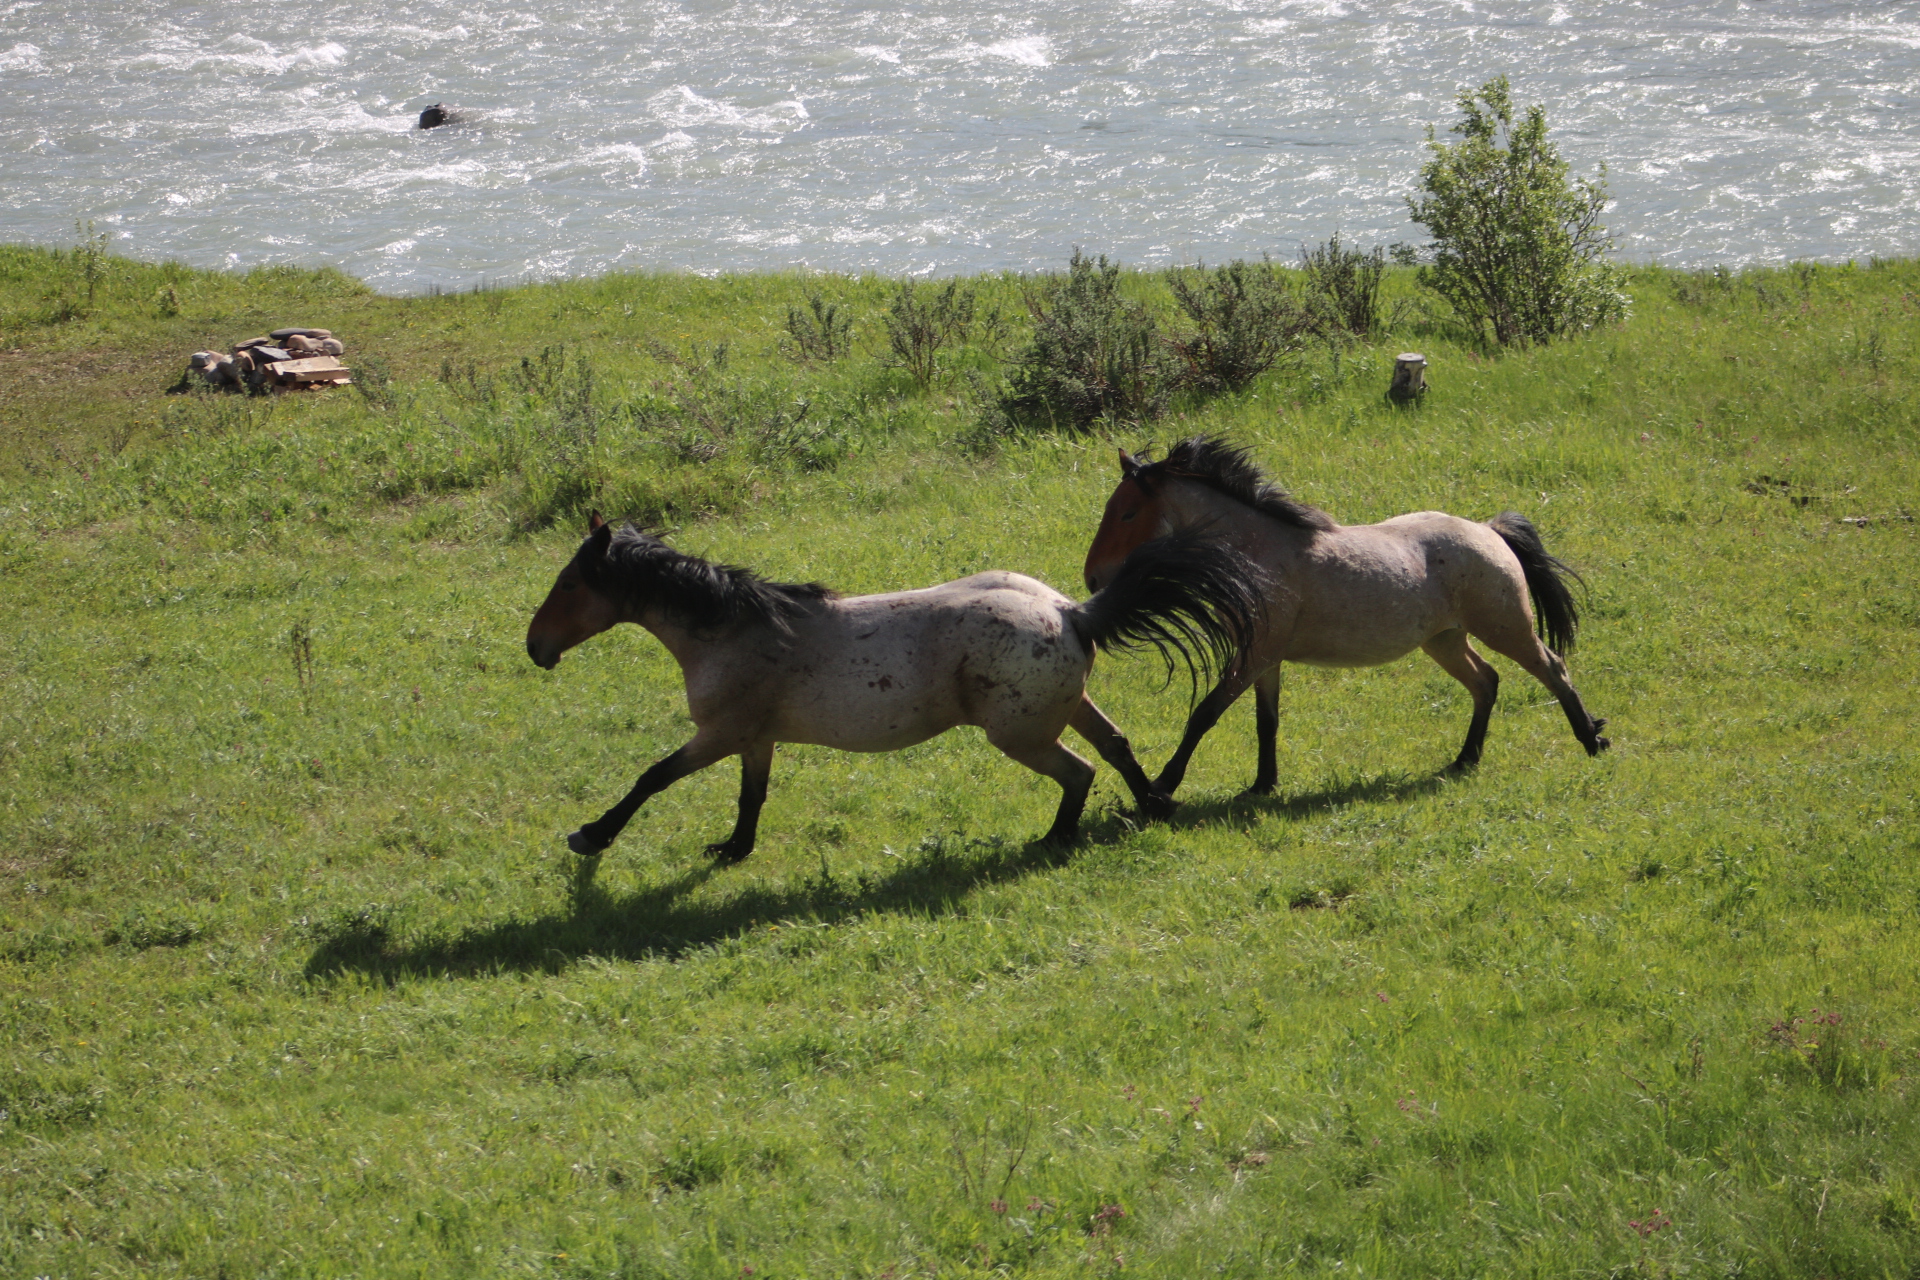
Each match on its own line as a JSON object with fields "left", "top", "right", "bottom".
{"left": 706, "top": 740, "right": 774, "bottom": 865}
{"left": 1153, "top": 666, "right": 1260, "bottom": 796}
{"left": 568, "top": 738, "right": 728, "bottom": 855}
{"left": 1069, "top": 696, "right": 1175, "bottom": 820}
{"left": 1543, "top": 660, "right": 1609, "bottom": 755}
{"left": 1246, "top": 667, "right": 1283, "bottom": 796}
{"left": 1479, "top": 632, "right": 1610, "bottom": 757}
{"left": 1422, "top": 629, "right": 1501, "bottom": 772}
{"left": 992, "top": 735, "right": 1097, "bottom": 847}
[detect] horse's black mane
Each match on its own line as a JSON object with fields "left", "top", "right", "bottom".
{"left": 1139, "top": 436, "right": 1336, "bottom": 532}
{"left": 582, "top": 525, "right": 837, "bottom": 635}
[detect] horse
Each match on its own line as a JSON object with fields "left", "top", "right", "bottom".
{"left": 1080, "top": 436, "right": 1610, "bottom": 795}
{"left": 526, "top": 513, "right": 1264, "bottom": 861}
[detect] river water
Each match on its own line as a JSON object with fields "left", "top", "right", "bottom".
{"left": 3, "top": 1, "right": 1917, "bottom": 292}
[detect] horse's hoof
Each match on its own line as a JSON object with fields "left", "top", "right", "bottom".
{"left": 1139, "top": 792, "right": 1179, "bottom": 821}
{"left": 1589, "top": 735, "right": 1612, "bottom": 756}
{"left": 567, "top": 828, "right": 606, "bottom": 856}
{"left": 1443, "top": 757, "right": 1481, "bottom": 776}
{"left": 1237, "top": 781, "right": 1276, "bottom": 799}
{"left": 705, "top": 840, "right": 751, "bottom": 865}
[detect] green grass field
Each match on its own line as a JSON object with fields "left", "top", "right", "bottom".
{"left": 3, "top": 244, "right": 1917, "bottom": 1278}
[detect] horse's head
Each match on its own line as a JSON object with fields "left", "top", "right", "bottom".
{"left": 1082, "top": 449, "right": 1172, "bottom": 593}
{"left": 526, "top": 512, "right": 622, "bottom": 669}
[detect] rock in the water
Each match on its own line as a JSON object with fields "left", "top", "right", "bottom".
{"left": 417, "top": 103, "right": 458, "bottom": 129}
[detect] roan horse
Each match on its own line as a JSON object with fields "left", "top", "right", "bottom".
{"left": 1082, "top": 437, "right": 1610, "bottom": 794}
{"left": 526, "top": 514, "right": 1263, "bottom": 860}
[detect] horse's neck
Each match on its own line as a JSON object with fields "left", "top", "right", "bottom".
{"left": 631, "top": 606, "right": 788, "bottom": 677}
{"left": 631, "top": 608, "right": 713, "bottom": 672}
{"left": 1167, "top": 481, "right": 1307, "bottom": 553}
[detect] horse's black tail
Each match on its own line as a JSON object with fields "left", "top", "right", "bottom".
{"left": 1488, "top": 512, "right": 1584, "bottom": 655}
{"left": 1070, "top": 530, "right": 1265, "bottom": 687}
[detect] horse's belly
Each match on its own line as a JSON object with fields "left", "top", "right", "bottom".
{"left": 771, "top": 668, "right": 965, "bottom": 752}
{"left": 1282, "top": 602, "right": 1450, "bottom": 667}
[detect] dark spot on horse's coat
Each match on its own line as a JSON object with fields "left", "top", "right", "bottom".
{"left": 856, "top": 629, "right": 877, "bottom": 640}
{"left": 874, "top": 675, "right": 895, "bottom": 690}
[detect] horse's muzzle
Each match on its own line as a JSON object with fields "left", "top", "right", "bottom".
{"left": 527, "top": 638, "right": 559, "bottom": 670}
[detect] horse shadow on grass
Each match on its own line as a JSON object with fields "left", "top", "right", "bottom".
{"left": 303, "top": 769, "right": 1449, "bottom": 983}
{"left": 303, "top": 823, "right": 1092, "bottom": 983}
{"left": 1168, "top": 767, "right": 1452, "bottom": 829}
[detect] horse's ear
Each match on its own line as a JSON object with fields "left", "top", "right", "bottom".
{"left": 1119, "top": 449, "right": 1158, "bottom": 494}
{"left": 586, "top": 515, "right": 612, "bottom": 557}
{"left": 587, "top": 510, "right": 606, "bottom": 532}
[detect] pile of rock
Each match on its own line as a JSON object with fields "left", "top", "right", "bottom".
{"left": 188, "top": 328, "right": 352, "bottom": 392}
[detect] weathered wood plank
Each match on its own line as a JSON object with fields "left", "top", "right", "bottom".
{"left": 265, "top": 356, "right": 347, "bottom": 376}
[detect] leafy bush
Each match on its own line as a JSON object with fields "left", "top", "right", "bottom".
{"left": 987, "top": 249, "right": 1173, "bottom": 433}
{"left": 785, "top": 293, "right": 853, "bottom": 362}
{"left": 1163, "top": 259, "right": 1315, "bottom": 394}
{"left": 1406, "top": 75, "right": 1628, "bottom": 347}
{"left": 882, "top": 279, "right": 979, "bottom": 386}
{"left": 1299, "top": 233, "right": 1388, "bottom": 337}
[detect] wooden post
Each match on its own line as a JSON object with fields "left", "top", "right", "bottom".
{"left": 1388, "top": 352, "right": 1427, "bottom": 404}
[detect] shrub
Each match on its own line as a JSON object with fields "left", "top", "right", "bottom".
{"left": 988, "top": 249, "right": 1172, "bottom": 432}
{"left": 785, "top": 293, "right": 853, "bottom": 362}
{"left": 882, "top": 278, "right": 977, "bottom": 386}
{"left": 1406, "top": 75, "right": 1628, "bottom": 347}
{"left": 1299, "top": 233, "right": 1388, "bottom": 337}
{"left": 1164, "top": 259, "right": 1315, "bottom": 394}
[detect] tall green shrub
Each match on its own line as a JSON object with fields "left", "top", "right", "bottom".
{"left": 1407, "top": 75, "right": 1628, "bottom": 347}
{"left": 1299, "top": 233, "right": 1387, "bottom": 337}
{"left": 990, "top": 249, "right": 1172, "bottom": 432}
{"left": 1164, "top": 259, "right": 1314, "bottom": 393}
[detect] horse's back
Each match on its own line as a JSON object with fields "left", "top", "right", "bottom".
{"left": 918, "top": 570, "right": 1075, "bottom": 607}
{"left": 1282, "top": 512, "right": 1528, "bottom": 666}
{"left": 762, "top": 573, "right": 1088, "bottom": 751}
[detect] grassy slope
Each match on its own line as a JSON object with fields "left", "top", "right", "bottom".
{"left": 2, "top": 246, "right": 1918, "bottom": 1279}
